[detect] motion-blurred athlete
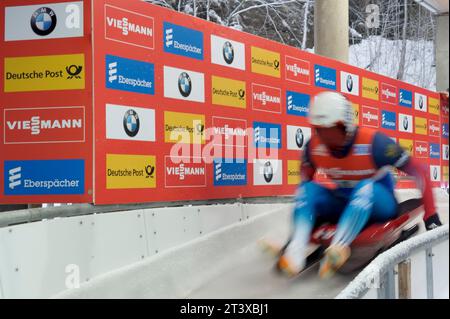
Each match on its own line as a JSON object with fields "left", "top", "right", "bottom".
{"left": 278, "top": 91, "right": 443, "bottom": 278}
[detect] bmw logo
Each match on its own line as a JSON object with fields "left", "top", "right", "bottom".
{"left": 295, "top": 128, "right": 304, "bottom": 149}
{"left": 419, "top": 96, "right": 424, "bottom": 109}
{"left": 123, "top": 109, "right": 140, "bottom": 137}
{"left": 263, "top": 161, "right": 274, "bottom": 183}
{"left": 403, "top": 117, "right": 409, "bottom": 130}
{"left": 223, "top": 41, "right": 234, "bottom": 65}
{"left": 346, "top": 75, "right": 353, "bottom": 92}
{"left": 178, "top": 72, "right": 192, "bottom": 98}
{"left": 433, "top": 167, "right": 438, "bottom": 180}
{"left": 31, "top": 7, "right": 57, "bottom": 36}
{"left": 446, "top": 147, "right": 449, "bottom": 159}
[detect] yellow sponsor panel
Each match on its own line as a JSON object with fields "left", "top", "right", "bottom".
{"left": 414, "top": 117, "right": 427, "bottom": 135}
{"left": 352, "top": 103, "right": 359, "bottom": 125}
{"left": 399, "top": 139, "right": 414, "bottom": 156}
{"left": 106, "top": 154, "right": 156, "bottom": 189}
{"left": 362, "top": 77, "right": 379, "bottom": 100}
{"left": 429, "top": 97, "right": 440, "bottom": 115}
{"left": 164, "top": 111, "right": 205, "bottom": 144}
{"left": 212, "top": 76, "right": 246, "bottom": 109}
{"left": 251, "top": 46, "right": 281, "bottom": 78}
{"left": 287, "top": 160, "right": 301, "bottom": 185}
{"left": 443, "top": 166, "right": 449, "bottom": 183}
{"left": 4, "top": 54, "right": 85, "bottom": 92}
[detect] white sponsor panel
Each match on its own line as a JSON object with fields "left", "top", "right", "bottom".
{"left": 340, "top": 71, "right": 360, "bottom": 96}
{"left": 414, "top": 92, "right": 428, "bottom": 112}
{"left": 398, "top": 113, "right": 413, "bottom": 133}
{"left": 211, "top": 35, "right": 245, "bottom": 70}
{"left": 106, "top": 104, "right": 155, "bottom": 141}
{"left": 163, "top": 66, "right": 205, "bottom": 102}
{"left": 286, "top": 125, "right": 311, "bottom": 151}
{"left": 253, "top": 159, "right": 282, "bottom": 185}
{"left": 430, "top": 165, "right": 441, "bottom": 182}
{"left": 5, "top": 1, "right": 83, "bottom": 41}
{"left": 443, "top": 144, "right": 449, "bottom": 161}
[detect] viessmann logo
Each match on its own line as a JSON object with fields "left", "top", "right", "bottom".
{"left": 105, "top": 5, "right": 154, "bottom": 49}
{"left": 212, "top": 117, "right": 247, "bottom": 147}
{"left": 4, "top": 106, "right": 85, "bottom": 144}
{"left": 381, "top": 83, "right": 397, "bottom": 105}
{"left": 285, "top": 56, "right": 310, "bottom": 84}
{"left": 165, "top": 156, "right": 206, "bottom": 188}
{"left": 415, "top": 141, "right": 428, "bottom": 159}
{"left": 429, "top": 120, "right": 440, "bottom": 137}
{"left": 4, "top": 54, "right": 85, "bottom": 92}
{"left": 361, "top": 106, "right": 379, "bottom": 128}
{"left": 252, "top": 84, "right": 281, "bottom": 113}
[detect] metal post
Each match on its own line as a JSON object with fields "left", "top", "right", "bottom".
{"left": 425, "top": 248, "right": 434, "bottom": 299}
{"left": 377, "top": 268, "right": 396, "bottom": 299}
{"left": 398, "top": 260, "right": 411, "bottom": 299}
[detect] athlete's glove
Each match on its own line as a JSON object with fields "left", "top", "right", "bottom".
{"left": 424, "top": 213, "right": 443, "bottom": 231}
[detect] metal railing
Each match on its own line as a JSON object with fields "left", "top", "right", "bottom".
{"left": 336, "top": 224, "right": 449, "bottom": 299}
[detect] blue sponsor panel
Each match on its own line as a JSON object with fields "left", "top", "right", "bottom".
{"left": 163, "top": 22, "right": 204, "bottom": 60}
{"left": 314, "top": 64, "right": 336, "bottom": 90}
{"left": 381, "top": 110, "right": 396, "bottom": 130}
{"left": 213, "top": 159, "right": 247, "bottom": 186}
{"left": 286, "top": 91, "right": 310, "bottom": 117}
{"left": 443, "top": 123, "right": 449, "bottom": 138}
{"left": 4, "top": 159, "right": 84, "bottom": 195}
{"left": 430, "top": 143, "right": 440, "bottom": 159}
{"left": 105, "top": 55, "right": 155, "bottom": 95}
{"left": 253, "top": 121, "right": 282, "bottom": 149}
{"left": 399, "top": 89, "right": 413, "bottom": 108}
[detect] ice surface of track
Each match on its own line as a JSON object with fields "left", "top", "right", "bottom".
{"left": 55, "top": 189, "right": 448, "bottom": 299}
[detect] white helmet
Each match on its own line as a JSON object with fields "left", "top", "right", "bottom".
{"left": 308, "top": 91, "right": 356, "bottom": 137}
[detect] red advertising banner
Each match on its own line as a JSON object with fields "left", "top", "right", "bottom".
{"left": 0, "top": 0, "right": 446, "bottom": 205}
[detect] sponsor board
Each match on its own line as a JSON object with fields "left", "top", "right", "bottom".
{"left": 414, "top": 93, "right": 428, "bottom": 112}
{"left": 430, "top": 165, "right": 441, "bottom": 182}
{"left": 398, "top": 113, "right": 413, "bottom": 133}
{"left": 4, "top": 159, "right": 84, "bottom": 195}
{"left": 5, "top": 1, "right": 83, "bottom": 41}
{"left": 340, "top": 71, "right": 359, "bottom": 96}
{"left": 214, "top": 159, "right": 247, "bottom": 186}
{"left": 362, "top": 77, "right": 379, "bottom": 100}
{"left": 253, "top": 159, "right": 282, "bottom": 185}
{"left": 251, "top": 46, "right": 281, "bottom": 78}
{"left": 443, "top": 123, "right": 449, "bottom": 139}
{"left": 211, "top": 76, "right": 246, "bottom": 109}
{"left": 165, "top": 156, "right": 206, "bottom": 187}
{"left": 361, "top": 106, "right": 379, "bottom": 128}
{"left": 106, "top": 55, "right": 154, "bottom": 95}
{"left": 253, "top": 122, "right": 282, "bottom": 149}
{"left": 251, "top": 83, "right": 281, "bottom": 113}
{"left": 286, "top": 91, "right": 310, "bottom": 117}
{"left": 105, "top": 4, "right": 154, "bottom": 49}
{"left": 106, "top": 104, "right": 155, "bottom": 142}
{"left": 285, "top": 56, "right": 310, "bottom": 84}
{"left": 443, "top": 166, "right": 449, "bottom": 183}
{"left": 352, "top": 103, "right": 360, "bottom": 125}
{"left": 286, "top": 125, "right": 311, "bottom": 151}
{"left": 381, "top": 83, "right": 397, "bottom": 105}
{"left": 429, "top": 120, "right": 440, "bottom": 137}
{"left": 164, "top": 111, "right": 205, "bottom": 144}
{"left": 287, "top": 160, "right": 301, "bottom": 185}
{"left": 430, "top": 143, "right": 440, "bottom": 159}
{"left": 211, "top": 35, "right": 245, "bottom": 70}
{"left": 163, "top": 22, "right": 203, "bottom": 60}
{"left": 443, "top": 144, "right": 449, "bottom": 161}
{"left": 4, "top": 106, "right": 84, "bottom": 144}
{"left": 106, "top": 154, "right": 156, "bottom": 189}
{"left": 399, "top": 138, "right": 413, "bottom": 156}
{"left": 381, "top": 110, "right": 396, "bottom": 130}
{"left": 211, "top": 116, "right": 247, "bottom": 147}
{"left": 414, "top": 141, "right": 428, "bottom": 159}
{"left": 428, "top": 97, "right": 440, "bottom": 116}
{"left": 163, "top": 66, "right": 205, "bottom": 102}
{"left": 5, "top": 54, "right": 85, "bottom": 92}
{"left": 414, "top": 117, "right": 427, "bottom": 135}
{"left": 314, "top": 64, "right": 336, "bottom": 90}
{"left": 399, "top": 89, "right": 413, "bottom": 108}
